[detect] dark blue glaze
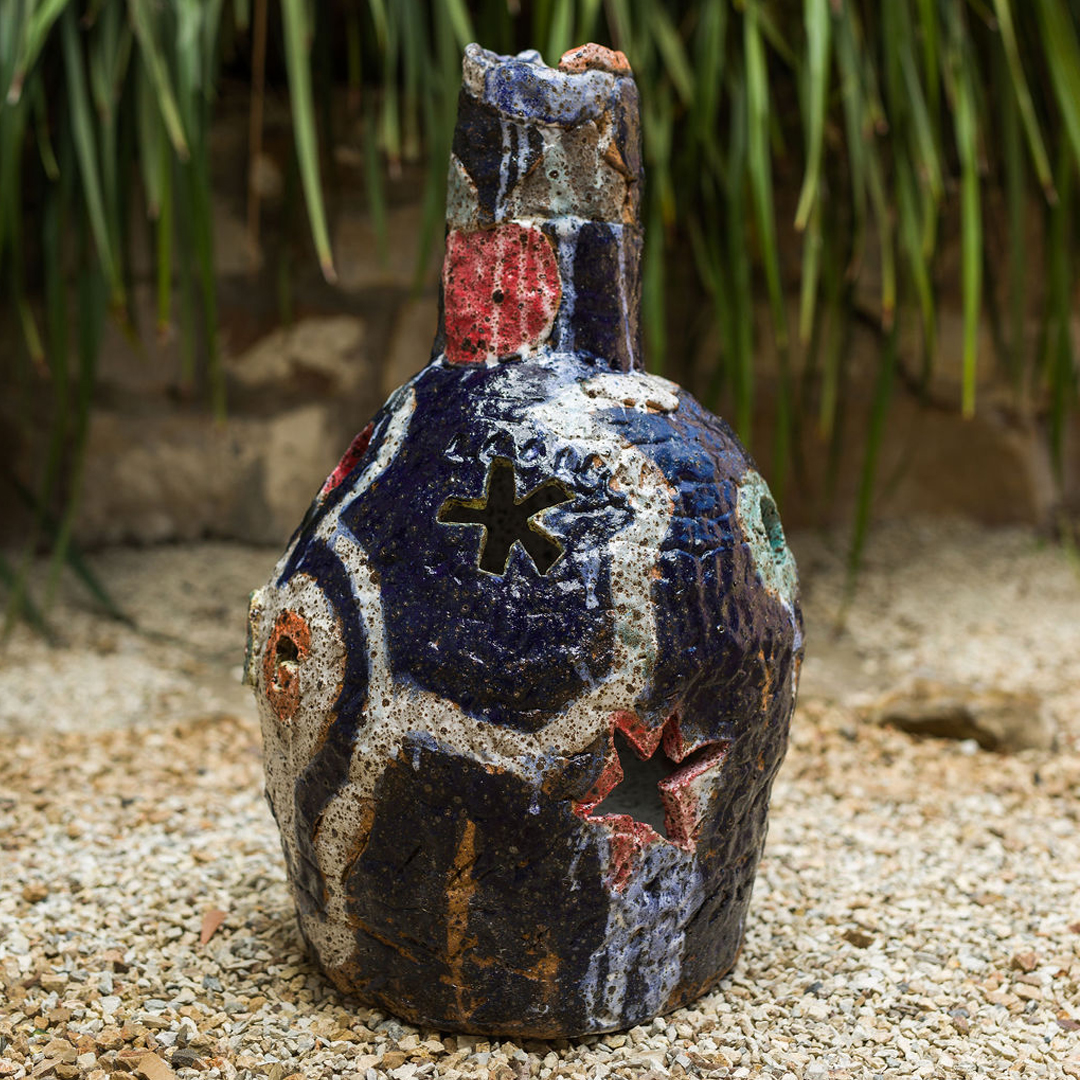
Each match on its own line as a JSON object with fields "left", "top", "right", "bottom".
{"left": 338, "top": 361, "right": 629, "bottom": 731}
{"left": 451, "top": 88, "right": 544, "bottom": 228}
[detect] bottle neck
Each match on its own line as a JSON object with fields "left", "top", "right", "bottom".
{"left": 434, "top": 46, "right": 644, "bottom": 373}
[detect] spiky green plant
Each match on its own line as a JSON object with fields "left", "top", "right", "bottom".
{"left": 2, "top": 0, "right": 1079, "bottom": 632}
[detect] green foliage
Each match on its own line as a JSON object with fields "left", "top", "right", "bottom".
{"left": 2, "top": 0, "right": 1079, "bottom": 632}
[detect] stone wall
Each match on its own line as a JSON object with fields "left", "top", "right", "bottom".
{"left": 716, "top": 299, "right": 1078, "bottom": 535}
{"left": 2, "top": 99, "right": 1077, "bottom": 552}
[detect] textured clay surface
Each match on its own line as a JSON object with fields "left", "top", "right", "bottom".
{"left": 248, "top": 44, "right": 803, "bottom": 1037}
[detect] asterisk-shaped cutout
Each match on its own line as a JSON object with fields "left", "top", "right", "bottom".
{"left": 437, "top": 458, "right": 573, "bottom": 575}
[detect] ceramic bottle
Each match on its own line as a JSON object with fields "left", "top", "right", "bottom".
{"left": 247, "top": 43, "right": 803, "bottom": 1037}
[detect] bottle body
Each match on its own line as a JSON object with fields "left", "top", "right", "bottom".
{"left": 247, "top": 45, "right": 802, "bottom": 1036}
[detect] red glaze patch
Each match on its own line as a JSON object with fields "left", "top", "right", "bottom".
{"left": 263, "top": 610, "right": 311, "bottom": 723}
{"left": 612, "top": 709, "right": 664, "bottom": 759}
{"left": 597, "top": 815, "right": 660, "bottom": 891}
{"left": 661, "top": 713, "right": 711, "bottom": 763}
{"left": 442, "top": 224, "right": 561, "bottom": 365}
{"left": 659, "top": 743, "right": 729, "bottom": 850}
{"left": 574, "top": 712, "right": 728, "bottom": 885}
{"left": 573, "top": 736, "right": 624, "bottom": 818}
{"left": 320, "top": 421, "right": 374, "bottom": 497}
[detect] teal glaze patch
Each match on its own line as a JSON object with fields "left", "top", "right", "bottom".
{"left": 735, "top": 471, "right": 798, "bottom": 606}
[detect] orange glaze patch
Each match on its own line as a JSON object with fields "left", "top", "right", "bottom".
{"left": 445, "top": 819, "right": 478, "bottom": 1020}
{"left": 558, "top": 43, "right": 632, "bottom": 76}
{"left": 263, "top": 610, "right": 311, "bottom": 723}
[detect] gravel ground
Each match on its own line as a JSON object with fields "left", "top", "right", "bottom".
{"left": 1, "top": 519, "right": 1079, "bottom": 1079}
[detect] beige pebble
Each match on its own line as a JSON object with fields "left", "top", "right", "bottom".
{"left": 0, "top": 525, "right": 1076, "bottom": 1079}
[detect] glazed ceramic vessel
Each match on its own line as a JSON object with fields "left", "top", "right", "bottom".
{"left": 247, "top": 42, "right": 803, "bottom": 1037}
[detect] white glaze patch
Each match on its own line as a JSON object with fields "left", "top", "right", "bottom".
{"left": 445, "top": 153, "right": 480, "bottom": 230}
{"left": 581, "top": 370, "right": 679, "bottom": 414}
{"left": 549, "top": 218, "right": 580, "bottom": 354}
{"left": 252, "top": 572, "right": 346, "bottom": 880}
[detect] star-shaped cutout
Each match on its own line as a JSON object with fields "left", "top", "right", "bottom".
{"left": 437, "top": 459, "right": 573, "bottom": 575}
{"left": 572, "top": 712, "right": 730, "bottom": 888}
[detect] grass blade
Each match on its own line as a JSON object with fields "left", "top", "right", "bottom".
{"left": 442, "top": 0, "right": 475, "bottom": 50}
{"left": 834, "top": 4, "right": 868, "bottom": 277}
{"left": 0, "top": 94, "right": 28, "bottom": 266}
{"left": 688, "top": 203, "right": 730, "bottom": 409}
{"left": 185, "top": 154, "right": 225, "bottom": 416}
{"left": 794, "top": 0, "right": 830, "bottom": 231}
{"left": 690, "top": 0, "right": 726, "bottom": 146}
{"left": 1, "top": 2, "right": 26, "bottom": 110}
{"left": 744, "top": 1, "right": 787, "bottom": 346}
{"left": 642, "top": 78, "right": 674, "bottom": 373}
{"left": 281, "top": 0, "right": 336, "bottom": 282}
{"left": 135, "top": 54, "right": 164, "bottom": 216}
{"left": 246, "top": 0, "right": 267, "bottom": 264}
{"left": 867, "top": 158, "right": 895, "bottom": 331}
{"left": 754, "top": 3, "right": 796, "bottom": 67}
{"left": 642, "top": 191, "right": 666, "bottom": 375}
{"left": 399, "top": 0, "right": 423, "bottom": 163}
{"left": 367, "top": 0, "right": 388, "bottom": 51}
{"left": 175, "top": 176, "right": 197, "bottom": 385}
{"left": 1036, "top": 0, "right": 1080, "bottom": 178}
{"left": 899, "top": 42, "right": 944, "bottom": 203}
{"left": 128, "top": 0, "right": 191, "bottom": 159}
{"left": 413, "top": 0, "right": 460, "bottom": 287}
{"left": 546, "top": 0, "right": 574, "bottom": 66}
{"left": 156, "top": 136, "right": 174, "bottom": 335}
{"left": 0, "top": 552, "right": 51, "bottom": 639}
{"left": 576, "top": 0, "right": 604, "bottom": 45}
{"left": 649, "top": 2, "right": 694, "bottom": 106}
{"left": 8, "top": 0, "right": 66, "bottom": 104}
{"left": 17, "top": 295, "right": 45, "bottom": 367}
{"left": 1001, "top": 52, "right": 1026, "bottom": 392}
{"left": 947, "top": 14, "right": 982, "bottom": 417}
{"left": 992, "top": 0, "right": 1055, "bottom": 200}
{"left": 847, "top": 326, "right": 897, "bottom": 593}
{"left": 744, "top": 0, "right": 797, "bottom": 500}
{"left": 798, "top": 196, "right": 823, "bottom": 345}
{"left": 604, "top": 0, "right": 633, "bottom": 55}
{"left": 897, "top": 158, "right": 936, "bottom": 362}
{"left": 915, "top": 0, "right": 940, "bottom": 119}
{"left": 44, "top": 240, "right": 106, "bottom": 608}
{"left": 726, "top": 71, "right": 753, "bottom": 444}
{"left": 60, "top": 535, "right": 131, "bottom": 624}
{"left": 30, "top": 75, "right": 60, "bottom": 179}
{"left": 363, "top": 99, "right": 388, "bottom": 265}
{"left": 60, "top": 5, "right": 121, "bottom": 300}
{"left": 1045, "top": 141, "right": 1076, "bottom": 474}
{"left": 817, "top": 232, "right": 845, "bottom": 440}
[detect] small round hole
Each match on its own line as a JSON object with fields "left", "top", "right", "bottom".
{"left": 275, "top": 636, "right": 299, "bottom": 665}
{"left": 759, "top": 495, "right": 786, "bottom": 557}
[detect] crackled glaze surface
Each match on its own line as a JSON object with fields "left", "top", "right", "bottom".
{"left": 248, "top": 43, "right": 803, "bottom": 1037}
